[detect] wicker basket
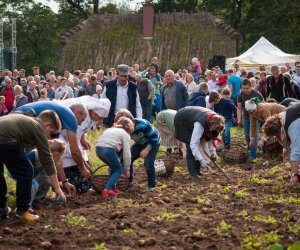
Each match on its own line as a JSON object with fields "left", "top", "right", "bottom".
{"left": 90, "top": 165, "right": 130, "bottom": 194}
{"left": 222, "top": 143, "right": 249, "bottom": 164}
{"left": 155, "top": 153, "right": 176, "bottom": 178}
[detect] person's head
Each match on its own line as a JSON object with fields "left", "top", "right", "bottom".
{"left": 89, "top": 98, "right": 111, "bottom": 122}
{"left": 19, "top": 69, "right": 25, "bottom": 78}
{"left": 4, "top": 77, "right": 12, "bottom": 87}
{"left": 209, "top": 91, "right": 221, "bottom": 104}
{"left": 198, "top": 82, "right": 208, "bottom": 94}
{"left": 245, "top": 98, "right": 260, "bottom": 116}
{"left": 270, "top": 65, "right": 280, "bottom": 77}
{"left": 241, "top": 78, "right": 253, "bottom": 94}
{"left": 192, "top": 57, "right": 198, "bottom": 64}
{"left": 295, "top": 64, "right": 300, "bottom": 75}
{"left": 260, "top": 71, "right": 267, "bottom": 80}
{"left": 64, "top": 71, "right": 69, "bottom": 78}
{"left": 210, "top": 71, "right": 216, "bottom": 80}
{"left": 199, "top": 75, "right": 206, "bottom": 83}
{"left": 40, "top": 88, "right": 47, "bottom": 99}
{"left": 133, "top": 64, "right": 140, "bottom": 72}
{"left": 73, "top": 77, "right": 79, "bottom": 87}
{"left": 14, "top": 85, "right": 23, "bottom": 96}
{"left": 234, "top": 63, "right": 240, "bottom": 70}
{"left": 262, "top": 114, "right": 282, "bottom": 139}
{"left": 116, "top": 64, "right": 129, "bottom": 86}
{"left": 247, "top": 71, "right": 254, "bottom": 79}
{"left": 259, "top": 65, "right": 265, "bottom": 71}
{"left": 113, "top": 116, "right": 134, "bottom": 134}
{"left": 68, "top": 79, "right": 75, "bottom": 88}
{"left": 82, "top": 77, "right": 89, "bottom": 86}
{"left": 28, "top": 80, "right": 36, "bottom": 91}
{"left": 90, "top": 75, "right": 97, "bottom": 84}
{"left": 96, "top": 70, "right": 104, "bottom": 79}
{"left": 49, "top": 75, "right": 56, "bottom": 83}
{"left": 38, "top": 110, "right": 62, "bottom": 139}
{"left": 114, "top": 108, "right": 134, "bottom": 124}
{"left": 0, "top": 96, "right": 5, "bottom": 104}
{"left": 149, "top": 65, "right": 157, "bottom": 76}
{"left": 135, "top": 74, "right": 143, "bottom": 84}
{"left": 87, "top": 68, "right": 94, "bottom": 75}
{"left": 96, "top": 84, "right": 102, "bottom": 94}
{"left": 227, "top": 69, "right": 234, "bottom": 76}
{"left": 48, "top": 139, "right": 66, "bottom": 162}
{"left": 73, "top": 70, "right": 81, "bottom": 77}
{"left": 32, "top": 66, "right": 40, "bottom": 75}
{"left": 43, "top": 81, "right": 50, "bottom": 90}
{"left": 249, "top": 77, "right": 257, "bottom": 88}
{"left": 184, "top": 73, "right": 194, "bottom": 84}
{"left": 151, "top": 57, "right": 158, "bottom": 64}
{"left": 34, "top": 75, "right": 41, "bottom": 84}
{"left": 60, "top": 77, "right": 67, "bottom": 86}
{"left": 221, "top": 87, "right": 231, "bottom": 99}
{"left": 70, "top": 103, "right": 88, "bottom": 125}
{"left": 280, "top": 66, "right": 287, "bottom": 74}
{"left": 208, "top": 114, "right": 225, "bottom": 135}
{"left": 20, "top": 78, "right": 27, "bottom": 87}
{"left": 241, "top": 71, "right": 248, "bottom": 78}
{"left": 164, "top": 70, "right": 175, "bottom": 85}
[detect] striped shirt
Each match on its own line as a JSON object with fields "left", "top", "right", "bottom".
{"left": 132, "top": 118, "right": 160, "bottom": 148}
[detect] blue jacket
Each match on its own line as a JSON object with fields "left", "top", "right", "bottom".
{"left": 161, "top": 80, "right": 189, "bottom": 111}
{"left": 103, "top": 79, "right": 137, "bottom": 127}
{"left": 188, "top": 91, "right": 207, "bottom": 107}
{"left": 214, "top": 98, "right": 236, "bottom": 120}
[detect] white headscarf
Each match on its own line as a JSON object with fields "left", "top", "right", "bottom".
{"left": 245, "top": 98, "right": 257, "bottom": 113}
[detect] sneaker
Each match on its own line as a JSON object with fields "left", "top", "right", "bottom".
{"left": 0, "top": 207, "right": 11, "bottom": 219}
{"left": 15, "top": 209, "right": 39, "bottom": 222}
{"left": 101, "top": 189, "right": 118, "bottom": 199}
{"left": 112, "top": 188, "right": 122, "bottom": 194}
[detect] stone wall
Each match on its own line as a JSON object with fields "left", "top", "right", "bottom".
{"left": 59, "top": 12, "right": 241, "bottom": 72}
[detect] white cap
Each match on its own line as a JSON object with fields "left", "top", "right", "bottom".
{"left": 192, "top": 57, "right": 198, "bottom": 63}
{"left": 245, "top": 99, "right": 257, "bottom": 112}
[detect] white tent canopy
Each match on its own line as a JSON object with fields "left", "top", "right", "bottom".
{"left": 226, "top": 36, "right": 300, "bottom": 68}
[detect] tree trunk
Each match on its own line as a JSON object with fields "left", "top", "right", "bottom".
{"left": 93, "top": 0, "right": 99, "bottom": 14}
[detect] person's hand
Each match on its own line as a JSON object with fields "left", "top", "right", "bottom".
{"left": 249, "top": 139, "right": 255, "bottom": 148}
{"left": 81, "top": 138, "right": 91, "bottom": 150}
{"left": 123, "top": 170, "right": 130, "bottom": 177}
{"left": 200, "top": 159, "right": 210, "bottom": 168}
{"left": 63, "top": 182, "right": 77, "bottom": 198}
{"left": 258, "top": 139, "right": 264, "bottom": 148}
{"left": 140, "top": 147, "right": 151, "bottom": 158}
{"left": 80, "top": 166, "right": 91, "bottom": 181}
{"left": 290, "top": 176, "right": 299, "bottom": 185}
{"left": 55, "top": 188, "right": 67, "bottom": 202}
{"left": 210, "top": 151, "right": 218, "bottom": 161}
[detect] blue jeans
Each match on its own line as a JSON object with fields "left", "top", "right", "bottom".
{"left": 222, "top": 119, "right": 232, "bottom": 147}
{"left": 141, "top": 99, "right": 153, "bottom": 122}
{"left": 186, "top": 143, "right": 201, "bottom": 179}
{"left": 96, "top": 147, "right": 123, "bottom": 190}
{"left": 154, "top": 94, "right": 162, "bottom": 114}
{"left": 243, "top": 117, "right": 257, "bottom": 159}
{"left": 129, "top": 143, "right": 160, "bottom": 188}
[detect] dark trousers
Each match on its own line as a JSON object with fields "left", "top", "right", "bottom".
{"left": 186, "top": 143, "right": 201, "bottom": 178}
{"left": 0, "top": 142, "right": 33, "bottom": 211}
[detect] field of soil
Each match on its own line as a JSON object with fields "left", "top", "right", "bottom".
{"left": 1, "top": 133, "right": 300, "bottom": 250}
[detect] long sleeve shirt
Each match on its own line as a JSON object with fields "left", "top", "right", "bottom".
{"left": 96, "top": 127, "right": 131, "bottom": 170}
{"left": 190, "top": 122, "right": 215, "bottom": 161}
{"left": 0, "top": 114, "right": 56, "bottom": 176}
{"left": 131, "top": 118, "right": 160, "bottom": 149}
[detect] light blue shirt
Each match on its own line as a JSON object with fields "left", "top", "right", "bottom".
{"left": 288, "top": 118, "right": 300, "bottom": 161}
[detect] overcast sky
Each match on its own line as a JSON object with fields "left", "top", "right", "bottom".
{"left": 35, "top": 0, "right": 59, "bottom": 13}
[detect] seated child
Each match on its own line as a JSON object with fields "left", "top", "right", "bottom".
{"left": 0, "top": 96, "right": 8, "bottom": 116}
{"left": 114, "top": 109, "right": 160, "bottom": 190}
{"left": 96, "top": 117, "right": 134, "bottom": 199}
{"left": 209, "top": 91, "right": 237, "bottom": 147}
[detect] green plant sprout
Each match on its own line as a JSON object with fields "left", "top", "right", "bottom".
{"left": 95, "top": 242, "right": 107, "bottom": 250}
{"left": 253, "top": 215, "right": 277, "bottom": 224}
{"left": 218, "top": 220, "right": 232, "bottom": 232}
{"left": 63, "top": 212, "right": 86, "bottom": 227}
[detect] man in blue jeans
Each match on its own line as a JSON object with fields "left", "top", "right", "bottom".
{"left": 114, "top": 109, "right": 160, "bottom": 190}
{"left": 237, "top": 79, "right": 264, "bottom": 160}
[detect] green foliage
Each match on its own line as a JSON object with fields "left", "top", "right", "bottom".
{"left": 63, "top": 212, "right": 87, "bottom": 227}
{"left": 235, "top": 189, "right": 249, "bottom": 198}
{"left": 253, "top": 215, "right": 277, "bottom": 224}
{"left": 250, "top": 177, "right": 271, "bottom": 185}
{"left": 95, "top": 242, "right": 107, "bottom": 250}
{"left": 288, "top": 242, "right": 300, "bottom": 250}
{"left": 218, "top": 220, "right": 232, "bottom": 232}
{"left": 270, "top": 244, "right": 284, "bottom": 250}
{"left": 156, "top": 208, "right": 175, "bottom": 221}
{"left": 242, "top": 232, "right": 282, "bottom": 250}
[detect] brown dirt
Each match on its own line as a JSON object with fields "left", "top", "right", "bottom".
{"left": 1, "top": 156, "right": 300, "bottom": 250}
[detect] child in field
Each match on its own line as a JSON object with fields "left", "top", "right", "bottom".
{"left": 0, "top": 96, "right": 8, "bottom": 116}
{"left": 7, "top": 139, "right": 67, "bottom": 209}
{"left": 221, "top": 87, "right": 232, "bottom": 100}
{"left": 114, "top": 109, "right": 160, "bottom": 190}
{"left": 96, "top": 117, "right": 134, "bottom": 199}
{"left": 209, "top": 91, "right": 237, "bottom": 147}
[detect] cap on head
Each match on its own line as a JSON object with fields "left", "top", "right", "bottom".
{"left": 245, "top": 99, "right": 257, "bottom": 112}
{"left": 117, "top": 64, "right": 129, "bottom": 76}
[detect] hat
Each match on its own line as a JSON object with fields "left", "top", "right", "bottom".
{"left": 192, "top": 57, "right": 198, "bottom": 63}
{"left": 93, "top": 98, "right": 111, "bottom": 118}
{"left": 117, "top": 64, "right": 129, "bottom": 75}
{"left": 245, "top": 98, "right": 258, "bottom": 113}
{"left": 216, "top": 74, "right": 228, "bottom": 86}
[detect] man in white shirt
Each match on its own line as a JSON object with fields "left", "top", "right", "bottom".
{"left": 207, "top": 71, "right": 219, "bottom": 92}
{"left": 101, "top": 64, "right": 142, "bottom": 127}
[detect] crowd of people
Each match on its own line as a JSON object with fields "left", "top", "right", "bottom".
{"left": 0, "top": 58, "right": 300, "bottom": 222}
